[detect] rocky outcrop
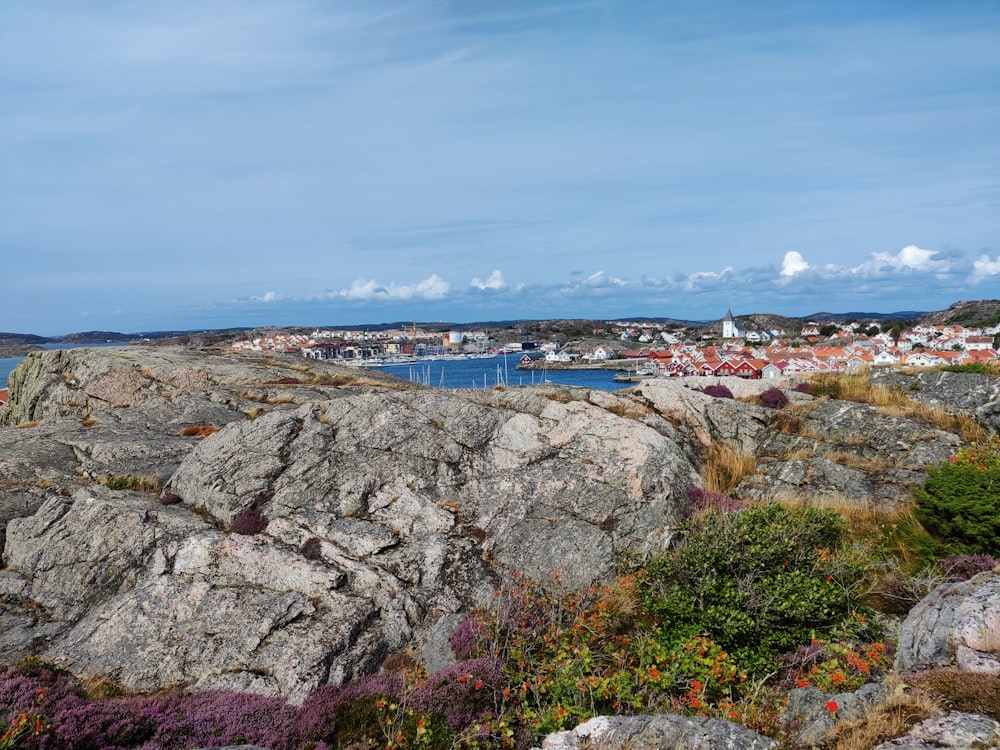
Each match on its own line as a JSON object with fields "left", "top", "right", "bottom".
{"left": 0, "top": 347, "right": 698, "bottom": 702}
{"left": 872, "top": 711, "right": 1000, "bottom": 749}
{"left": 870, "top": 369, "right": 1000, "bottom": 434}
{"left": 896, "top": 571, "right": 1000, "bottom": 674}
{"left": 635, "top": 378, "right": 961, "bottom": 507}
{"left": 0, "top": 347, "right": 987, "bottom": 706}
{"left": 780, "top": 683, "right": 888, "bottom": 746}
{"left": 537, "top": 714, "right": 777, "bottom": 750}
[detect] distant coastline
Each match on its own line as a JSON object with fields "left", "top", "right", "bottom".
{"left": 0, "top": 344, "right": 44, "bottom": 358}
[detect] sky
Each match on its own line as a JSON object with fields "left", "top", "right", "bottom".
{"left": 1, "top": 1, "right": 998, "bottom": 336}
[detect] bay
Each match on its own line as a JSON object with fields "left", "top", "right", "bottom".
{"left": 377, "top": 355, "right": 631, "bottom": 392}
{"left": 2, "top": 349, "right": 631, "bottom": 393}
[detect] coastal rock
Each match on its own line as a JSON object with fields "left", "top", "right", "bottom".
{"left": 0, "top": 346, "right": 986, "bottom": 705}
{"left": 896, "top": 571, "right": 1000, "bottom": 674}
{"left": 780, "top": 683, "right": 888, "bottom": 746}
{"left": 872, "top": 711, "right": 1000, "bottom": 749}
{"left": 870, "top": 369, "right": 1000, "bottom": 433}
{"left": 0, "top": 347, "right": 698, "bottom": 701}
{"left": 537, "top": 714, "right": 777, "bottom": 750}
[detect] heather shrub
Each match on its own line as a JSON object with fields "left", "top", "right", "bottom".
{"left": 793, "top": 381, "right": 813, "bottom": 394}
{"left": 914, "top": 438, "right": 1000, "bottom": 555}
{"left": 758, "top": 387, "right": 788, "bottom": 409}
{"left": 298, "top": 671, "right": 403, "bottom": 745}
{"left": 702, "top": 384, "right": 734, "bottom": 399}
{"left": 639, "top": 502, "right": 878, "bottom": 677}
{"left": 686, "top": 486, "right": 745, "bottom": 516}
{"left": 448, "top": 616, "right": 482, "bottom": 661}
{"left": 938, "top": 553, "right": 998, "bottom": 580}
{"left": 231, "top": 506, "right": 269, "bottom": 535}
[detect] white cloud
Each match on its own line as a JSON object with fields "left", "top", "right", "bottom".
{"left": 780, "top": 251, "right": 810, "bottom": 277}
{"left": 251, "top": 291, "right": 281, "bottom": 302}
{"left": 470, "top": 269, "right": 506, "bottom": 290}
{"left": 339, "top": 274, "right": 450, "bottom": 301}
{"left": 972, "top": 254, "right": 1000, "bottom": 282}
{"left": 684, "top": 266, "right": 734, "bottom": 290}
{"left": 867, "top": 244, "right": 948, "bottom": 274}
{"left": 584, "top": 270, "right": 626, "bottom": 286}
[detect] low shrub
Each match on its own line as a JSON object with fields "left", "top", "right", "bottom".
{"left": 231, "top": 507, "right": 269, "bottom": 535}
{"left": 758, "top": 387, "right": 789, "bottom": 409}
{"left": 639, "top": 502, "right": 878, "bottom": 677}
{"left": 938, "top": 553, "right": 998, "bottom": 580}
{"left": 686, "top": 486, "right": 745, "bottom": 516}
{"left": 702, "top": 384, "right": 734, "bottom": 399}
{"left": 914, "top": 438, "right": 1000, "bottom": 555}
{"left": 793, "top": 382, "right": 813, "bottom": 394}
{"left": 99, "top": 474, "right": 161, "bottom": 493}
{"left": 780, "top": 640, "right": 892, "bottom": 693}
{"left": 943, "top": 361, "right": 1000, "bottom": 375}
{"left": 907, "top": 668, "right": 1000, "bottom": 720}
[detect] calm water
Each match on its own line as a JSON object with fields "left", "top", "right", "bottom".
{"left": 2, "top": 349, "right": 631, "bottom": 393}
{"left": 378, "top": 355, "right": 631, "bottom": 391}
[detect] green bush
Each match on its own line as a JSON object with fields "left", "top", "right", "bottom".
{"left": 942, "top": 362, "right": 999, "bottom": 375}
{"left": 638, "top": 503, "right": 877, "bottom": 676}
{"left": 914, "top": 438, "right": 1000, "bottom": 555}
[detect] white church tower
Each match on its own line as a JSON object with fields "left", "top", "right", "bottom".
{"left": 722, "top": 309, "right": 745, "bottom": 339}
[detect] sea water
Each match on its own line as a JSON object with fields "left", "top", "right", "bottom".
{"left": 2, "top": 350, "right": 631, "bottom": 393}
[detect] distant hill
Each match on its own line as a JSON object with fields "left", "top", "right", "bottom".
{"left": 9, "top": 300, "right": 1000, "bottom": 343}
{"left": 918, "top": 300, "right": 1000, "bottom": 327}
{"left": 802, "top": 311, "right": 926, "bottom": 323}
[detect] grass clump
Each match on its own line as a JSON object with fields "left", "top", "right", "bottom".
{"left": 817, "top": 682, "right": 938, "bottom": 750}
{"left": 702, "top": 442, "right": 756, "bottom": 494}
{"left": 99, "top": 474, "right": 162, "bottom": 493}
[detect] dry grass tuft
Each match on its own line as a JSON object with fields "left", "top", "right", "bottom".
{"left": 177, "top": 424, "right": 219, "bottom": 439}
{"left": 823, "top": 450, "right": 897, "bottom": 473}
{"left": 15, "top": 420, "right": 40, "bottom": 429}
{"left": 808, "top": 372, "right": 988, "bottom": 442}
{"left": 702, "top": 442, "right": 756, "bottom": 494}
{"left": 820, "top": 683, "right": 938, "bottom": 750}
{"left": 81, "top": 415, "right": 100, "bottom": 427}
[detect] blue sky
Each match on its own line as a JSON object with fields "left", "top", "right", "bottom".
{"left": 1, "top": 1, "right": 997, "bottom": 336}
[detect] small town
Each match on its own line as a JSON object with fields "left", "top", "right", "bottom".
{"left": 227, "top": 309, "right": 1000, "bottom": 379}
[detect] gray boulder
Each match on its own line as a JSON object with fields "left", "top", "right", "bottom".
{"left": 779, "top": 683, "right": 888, "bottom": 746}
{"left": 870, "top": 369, "right": 1000, "bottom": 434}
{"left": 896, "top": 571, "right": 1000, "bottom": 674}
{"left": 0, "top": 347, "right": 698, "bottom": 702}
{"left": 537, "top": 714, "right": 777, "bottom": 750}
{"left": 872, "top": 711, "right": 1000, "bottom": 749}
